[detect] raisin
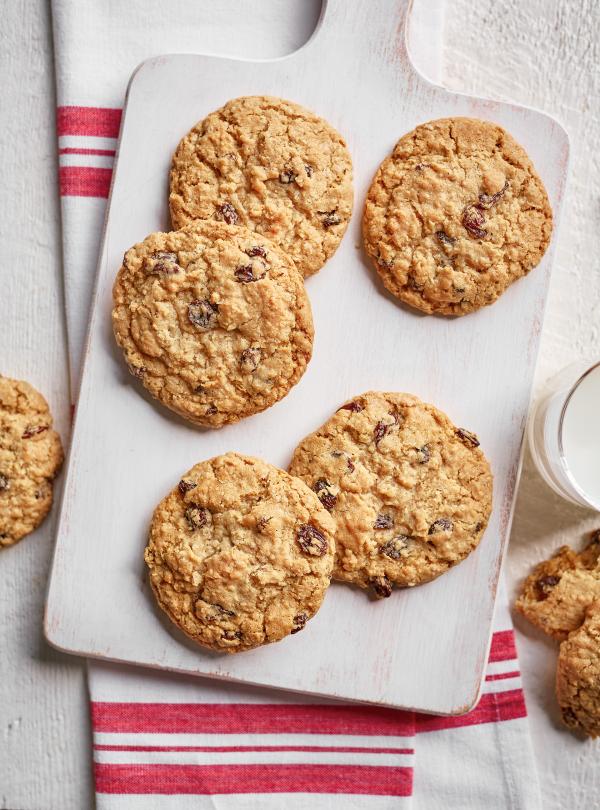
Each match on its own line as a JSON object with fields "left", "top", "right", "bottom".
{"left": 414, "top": 163, "right": 428, "bottom": 171}
{"left": 462, "top": 205, "right": 487, "bottom": 239}
{"left": 379, "top": 536, "right": 412, "bottom": 560}
{"left": 245, "top": 246, "right": 267, "bottom": 259}
{"left": 313, "top": 479, "right": 337, "bottom": 512}
{"left": 206, "top": 405, "right": 217, "bottom": 416}
{"left": 319, "top": 211, "right": 341, "bottom": 228}
{"left": 535, "top": 574, "right": 560, "bottom": 600}
{"left": 374, "top": 416, "right": 397, "bottom": 446}
{"left": 185, "top": 505, "right": 209, "bottom": 531}
{"left": 590, "top": 529, "right": 600, "bottom": 545}
{"left": 257, "top": 516, "right": 272, "bottom": 531}
{"left": 338, "top": 400, "right": 364, "bottom": 413}
{"left": 407, "top": 275, "right": 424, "bottom": 292}
{"left": 279, "top": 169, "right": 295, "bottom": 184}
{"left": 370, "top": 576, "right": 392, "bottom": 599}
{"left": 313, "top": 478, "right": 331, "bottom": 493}
{"left": 296, "top": 523, "right": 328, "bottom": 556}
{"left": 373, "top": 422, "right": 386, "bottom": 445}
{"left": 240, "top": 347, "right": 261, "bottom": 372}
{"left": 178, "top": 479, "right": 197, "bottom": 496}
{"left": 436, "top": 230, "right": 455, "bottom": 245}
{"left": 429, "top": 518, "right": 453, "bottom": 535}
{"left": 474, "top": 521, "right": 483, "bottom": 533}
{"left": 234, "top": 264, "right": 254, "bottom": 282}
{"left": 234, "top": 264, "right": 263, "bottom": 283}
{"left": 152, "top": 250, "right": 176, "bottom": 263}
{"left": 218, "top": 203, "right": 238, "bottom": 225}
{"left": 331, "top": 450, "right": 355, "bottom": 473}
{"left": 128, "top": 363, "right": 146, "bottom": 379}
{"left": 374, "top": 513, "right": 394, "bottom": 530}
{"left": 194, "top": 384, "right": 208, "bottom": 395}
{"left": 145, "top": 251, "right": 181, "bottom": 275}
{"left": 291, "top": 612, "right": 308, "bottom": 634}
{"left": 304, "top": 164, "right": 313, "bottom": 178}
{"left": 222, "top": 630, "right": 242, "bottom": 641}
{"left": 416, "top": 445, "right": 431, "bottom": 464}
{"left": 456, "top": 428, "right": 480, "bottom": 448}
{"left": 214, "top": 604, "right": 236, "bottom": 617}
{"left": 22, "top": 425, "right": 48, "bottom": 439}
{"left": 378, "top": 257, "right": 394, "bottom": 270}
{"left": 478, "top": 180, "right": 509, "bottom": 209}
{"left": 188, "top": 299, "right": 218, "bottom": 331}
{"left": 0, "top": 474, "right": 9, "bottom": 492}
{"left": 316, "top": 494, "right": 337, "bottom": 513}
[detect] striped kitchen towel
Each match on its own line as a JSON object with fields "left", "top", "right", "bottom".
{"left": 51, "top": 1, "right": 542, "bottom": 807}
{"left": 86, "top": 582, "right": 531, "bottom": 808}
{"left": 90, "top": 673, "right": 415, "bottom": 805}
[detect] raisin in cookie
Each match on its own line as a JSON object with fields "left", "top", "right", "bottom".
{"left": 145, "top": 452, "right": 335, "bottom": 652}
{"left": 112, "top": 221, "right": 313, "bottom": 428}
{"left": 556, "top": 600, "right": 600, "bottom": 738}
{"left": 289, "top": 391, "right": 493, "bottom": 596}
{"left": 169, "top": 96, "right": 353, "bottom": 278}
{"left": 0, "top": 375, "right": 64, "bottom": 548}
{"left": 515, "top": 530, "right": 600, "bottom": 640}
{"left": 363, "top": 117, "right": 552, "bottom": 315}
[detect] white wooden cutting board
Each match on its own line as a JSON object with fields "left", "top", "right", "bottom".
{"left": 45, "top": 0, "right": 568, "bottom": 715}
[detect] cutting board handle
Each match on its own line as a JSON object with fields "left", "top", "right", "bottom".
{"left": 312, "top": 0, "right": 413, "bottom": 68}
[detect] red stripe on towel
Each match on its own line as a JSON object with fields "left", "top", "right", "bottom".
{"left": 59, "top": 166, "right": 112, "bottom": 198}
{"left": 488, "top": 630, "right": 517, "bottom": 663}
{"left": 57, "top": 105, "right": 122, "bottom": 138}
{"left": 94, "top": 762, "right": 413, "bottom": 796}
{"left": 91, "top": 702, "right": 414, "bottom": 737}
{"left": 416, "top": 689, "right": 527, "bottom": 733}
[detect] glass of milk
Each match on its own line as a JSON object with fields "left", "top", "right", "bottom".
{"left": 528, "top": 360, "right": 600, "bottom": 511}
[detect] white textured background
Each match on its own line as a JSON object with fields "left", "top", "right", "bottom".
{"left": 0, "top": 1, "right": 598, "bottom": 807}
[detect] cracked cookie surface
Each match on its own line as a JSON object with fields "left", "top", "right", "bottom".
{"left": 556, "top": 599, "right": 600, "bottom": 738}
{"left": 145, "top": 452, "right": 335, "bottom": 652}
{"left": 0, "top": 375, "right": 64, "bottom": 548}
{"left": 112, "top": 221, "right": 314, "bottom": 428}
{"left": 515, "top": 530, "right": 600, "bottom": 640}
{"left": 289, "top": 391, "right": 493, "bottom": 595}
{"left": 169, "top": 95, "right": 353, "bottom": 278}
{"left": 363, "top": 117, "right": 552, "bottom": 315}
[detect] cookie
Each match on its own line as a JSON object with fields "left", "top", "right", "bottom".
{"left": 515, "top": 530, "right": 600, "bottom": 640}
{"left": 363, "top": 117, "right": 552, "bottom": 315}
{"left": 556, "top": 599, "right": 600, "bottom": 738}
{"left": 0, "top": 375, "right": 64, "bottom": 548}
{"left": 145, "top": 452, "right": 336, "bottom": 652}
{"left": 288, "top": 391, "right": 493, "bottom": 595}
{"left": 112, "top": 221, "right": 314, "bottom": 428}
{"left": 169, "top": 95, "right": 353, "bottom": 278}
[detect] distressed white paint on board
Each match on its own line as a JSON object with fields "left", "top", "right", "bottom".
{"left": 44, "top": 0, "right": 568, "bottom": 715}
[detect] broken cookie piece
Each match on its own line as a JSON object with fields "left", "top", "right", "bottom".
{"left": 515, "top": 530, "right": 600, "bottom": 640}
{"left": 556, "top": 599, "right": 600, "bottom": 738}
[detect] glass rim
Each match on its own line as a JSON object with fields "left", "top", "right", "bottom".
{"left": 557, "top": 358, "right": 600, "bottom": 510}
